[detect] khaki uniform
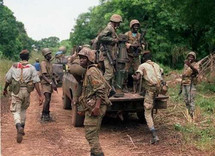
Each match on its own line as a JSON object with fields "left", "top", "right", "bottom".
{"left": 5, "top": 61, "right": 40, "bottom": 125}
{"left": 182, "top": 62, "right": 199, "bottom": 115}
{"left": 125, "top": 31, "right": 142, "bottom": 73}
{"left": 136, "top": 60, "right": 163, "bottom": 130}
{"left": 40, "top": 59, "right": 53, "bottom": 93}
{"left": 79, "top": 64, "right": 111, "bottom": 155}
{"left": 98, "top": 22, "right": 118, "bottom": 82}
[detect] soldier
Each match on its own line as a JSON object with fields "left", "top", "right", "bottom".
{"left": 78, "top": 47, "right": 111, "bottom": 156}
{"left": 125, "top": 19, "right": 145, "bottom": 92}
{"left": 181, "top": 51, "right": 199, "bottom": 122}
{"left": 55, "top": 46, "right": 67, "bottom": 63}
{"left": 40, "top": 48, "right": 57, "bottom": 121}
{"left": 133, "top": 51, "right": 163, "bottom": 144}
{"left": 98, "top": 14, "right": 122, "bottom": 86}
{"left": 3, "top": 50, "right": 43, "bottom": 143}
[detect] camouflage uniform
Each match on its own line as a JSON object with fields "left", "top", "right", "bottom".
{"left": 98, "top": 22, "right": 118, "bottom": 82}
{"left": 40, "top": 59, "right": 54, "bottom": 93}
{"left": 125, "top": 30, "right": 142, "bottom": 73}
{"left": 80, "top": 64, "right": 111, "bottom": 156}
{"left": 182, "top": 52, "right": 199, "bottom": 118}
{"left": 5, "top": 61, "right": 40, "bottom": 126}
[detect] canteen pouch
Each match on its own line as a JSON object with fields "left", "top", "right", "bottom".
{"left": 27, "top": 81, "right": 35, "bottom": 93}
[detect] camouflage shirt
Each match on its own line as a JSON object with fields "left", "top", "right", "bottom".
{"left": 136, "top": 60, "right": 163, "bottom": 88}
{"left": 98, "top": 22, "right": 118, "bottom": 60}
{"left": 40, "top": 59, "right": 53, "bottom": 84}
{"left": 182, "top": 62, "right": 199, "bottom": 85}
{"left": 81, "top": 64, "right": 111, "bottom": 106}
{"left": 5, "top": 61, "right": 40, "bottom": 84}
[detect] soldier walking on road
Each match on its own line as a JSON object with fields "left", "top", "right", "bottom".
{"left": 98, "top": 14, "right": 122, "bottom": 86}
{"left": 181, "top": 51, "right": 199, "bottom": 122}
{"left": 125, "top": 19, "right": 145, "bottom": 92}
{"left": 78, "top": 47, "right": 111, "bottom": 156}
{"left": 3, "top": 50, "right": 43, "bottom": 143}
{"left": 40, "top": 48, "right": 57, "bottom": 121}
{"left": 133, "top": 51, "right": 163, "bottom": 144}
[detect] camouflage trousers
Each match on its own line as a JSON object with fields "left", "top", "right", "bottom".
{"left": 144, "top": 88, "right": 157, "bottom": 130}
{"left": 103, "top": 57, "right": 114, "bottom": 82}
{"left": 125, "top": 55, "right": 140, "bottom": 74}
{"left": 84, "top": 105, "right": 107, "bottom": 155}
{"left": 183, "top": 85, "right": 196, "bottom": 114}
{"left": 10, "top": 87, "right": 30, "bottom": 125}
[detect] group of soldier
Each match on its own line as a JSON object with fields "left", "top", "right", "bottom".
{"left": 2, "top": 13, "right": 199, "bottom": 156}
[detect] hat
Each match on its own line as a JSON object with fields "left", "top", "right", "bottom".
{"left": 20, "top": 50, "right": 29, "bottom": 55}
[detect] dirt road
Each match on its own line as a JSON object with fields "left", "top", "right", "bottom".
{"left": 1, "top": 88, "right": 208, "bottom": 156}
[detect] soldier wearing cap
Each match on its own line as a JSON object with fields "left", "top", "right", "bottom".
{"left": 97, "top": 14, "right": 122, "bottom": 86}
{"left": 40, "top": 48, "right": 57, "bottom": 121}
{"left": 125, "top": 19, "right": 145, "bottom": 92}
{"left": 181, "top": 51, "right": 199, "bottom": 122}
{"left": 133, "top": 51, "right": 163, "bottom": 144}
{"left": 3, "top": 49, "right": 43, "bottom": 143}
{"left": 78, "top": 47, "right": 111, "bottom": 156}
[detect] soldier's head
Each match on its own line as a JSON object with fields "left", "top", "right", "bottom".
{"left": 110, "top": 14, "right": 122, "bottom": 29}
{"left": 35, "top": 58, "right": 39, "bottom": 62}
{"left": 187, "top": 51, "right": 196, "bottom": 63}
{"left": 20, "top": 49, "right": 29, "bottom": 61}
{"left": 130, "top": 19, "right": 140, "bottom": 33}
{"left": 42, "top": 48, "right": 52, "bottom": 61}
{"left": 59, "top": 46, "right": 66, "bottom": 52}
{"left": 78, "top": 47, "right": 95, "bottom": 68}
{"left": 141, "top": 50, "right": 151, "bottom": 63}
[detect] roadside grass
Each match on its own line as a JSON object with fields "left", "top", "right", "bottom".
{"left": 169, "top": 80, "right": 215, "bottom": 152}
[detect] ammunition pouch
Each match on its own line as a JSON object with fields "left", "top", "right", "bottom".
{"left": 26, "top": 81, "right": 35, "bottom": 93}
{"left": 9, "top": 79, "right": 20, "bottom": 95}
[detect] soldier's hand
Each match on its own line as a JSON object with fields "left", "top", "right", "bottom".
{"left": 91, "top": 107, "right": 100, "bottom": 116}
{"left": 126, "top": 43, "right": 131, "bottom": 49}
{"left": 3, "top": 89, "right": 8, "bottom": 96}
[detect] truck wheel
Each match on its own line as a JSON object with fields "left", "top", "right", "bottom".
{"left": 72, "top": 104, "right": 84, "bottom": 127}
{"left": 137, "top": 110, "right": 147, "bottom": 124}
{"left": 63, "top": 94, "right": 72, "bottom": 110}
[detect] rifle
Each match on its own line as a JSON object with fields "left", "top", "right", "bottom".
{"left": 103, "top": 44, "right": 114, "bottom": 66}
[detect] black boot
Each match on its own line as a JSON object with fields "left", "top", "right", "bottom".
{"left": 90, "top": 153, "right": 104, "bottom": 156}
{"left": 16, "top": 123, "right": 24, "bottom": 143}
{"left": 150, "top": 129, "right": 159, "bottom": 144}
{"left": 20, "top": 123, "right": 25, "bottom": 135}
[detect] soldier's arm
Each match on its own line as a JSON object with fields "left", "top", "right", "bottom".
{"left": 98, "top": 27, "right": 116, "bottom": 44}
{"left": 185, "top": 60, "right": 199, "bottom": 75}
{"left": 3, "top": 66, "right": 14, "bottom": 96}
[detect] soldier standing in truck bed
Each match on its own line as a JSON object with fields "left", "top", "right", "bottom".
{"left": 3, "top": 50, "right": 43, "bottom": 143}
{"left": 78, "top": 47, "right": 111, "bottom": 156}
{"left": 125, "top": 19, "right": 145, "bottom": 92}
{"left": 98, "top": 14, "right": 122, "bottom": 86}
{"left": 40, "top": 48, "right": 57, "bottom": 121}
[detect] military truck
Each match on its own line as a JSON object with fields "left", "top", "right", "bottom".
{"left": 62, "top": 59, "right": 168, "bottom": 127}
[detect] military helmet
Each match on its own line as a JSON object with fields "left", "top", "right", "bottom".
{"left": 187, "top": 51, "right": 196, "bottom": 60}
{"left": 59, "top": 46, "right": 66, "bottom": 52}
{"left": 42, "top": 48, "right": 51, "bottom": 56}
{"left": 110, "top": 14, "right": 122, "bottom": 23}
{"left": 78, "top": 47, "right": 95, "bottom": 63}
{"left": 130, "top": 19, "right": 140, "bottom": 28}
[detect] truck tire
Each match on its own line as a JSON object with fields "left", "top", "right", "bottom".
{"left": 72, "top": 104, "right": 84, "bottom": 127}
{"left": 63, "top": 94, "right": 72, "bottom": 110}
{"left": 137, "top": 110, "right": 147, "bottom": 124}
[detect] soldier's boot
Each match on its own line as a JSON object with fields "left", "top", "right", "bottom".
{"left": 150, "top": 129, "right": 159, "bottom": 144}
{"left": 16, "top": 123, "right": 24, "bottom": 143}
{"left": 90, "top": 153, "right": 104, "bottom": 156}
{"left": 21, "top": 123, "right": 25, "bottom": 136}
{"left": 45, "top": 112, "right": 53, "bottom": 122}
{"left": 41, "top": 112, "right": 46, "bottom": 122}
